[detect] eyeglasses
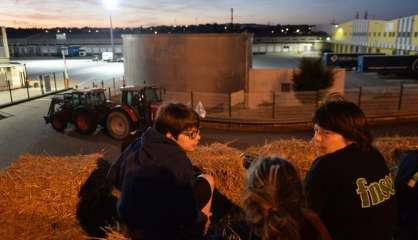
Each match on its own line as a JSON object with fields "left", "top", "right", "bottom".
{"left": 181, "top": 129, "right": 200, "bottom": 139}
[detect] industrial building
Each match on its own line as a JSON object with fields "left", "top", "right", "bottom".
{"left": 331, "top": 14, "right": 418, "bottom": 55}
{"left": 0, "top": 27, "right": 26, "bottom": 90}
{"left": 8, "top": 29, "right": 328, "bottom": 58}
{"left": 8, "top": 31, "right": 122, "bottom": 58}
{"left": 252, "top": 35, "right": 328, "bottom": 56}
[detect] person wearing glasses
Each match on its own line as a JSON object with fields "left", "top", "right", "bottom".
{"left": 108, "top": 102, "right": 214, "bottom": 240}
{"left": 304, "top": 100, "right": 396, "bottom": 240}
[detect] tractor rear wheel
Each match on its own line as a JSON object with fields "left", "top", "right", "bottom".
{"left": 51, "top": 114, "right": 67, "bottom": 132}
{"left": 74, "top": 110, "right": 97, "bottom": 134}
{"left": 106, "top": 111, "right": 131, "bottom": 140}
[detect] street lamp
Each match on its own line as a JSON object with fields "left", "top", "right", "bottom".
{"left": 103, "top": 0, "right": 118, "bottom": 62}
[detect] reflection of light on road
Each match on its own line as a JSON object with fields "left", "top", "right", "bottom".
{"left": 15, "top": 59, "right": 124, "bottom": 88}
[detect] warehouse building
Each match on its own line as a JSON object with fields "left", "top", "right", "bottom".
{"left": 331, "top": 14, "right": 418, "bottom": 55}
{"left": 8, "top": 31, "right": 122, "bottom": 58}
{"left": 0, "top": 27, "right": 26, "bottom": 90}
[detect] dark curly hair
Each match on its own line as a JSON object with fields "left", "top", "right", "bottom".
{"left": 243, "top": 157, "right": 305, "bottom": 240}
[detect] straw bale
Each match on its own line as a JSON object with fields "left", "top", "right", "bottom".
{"left": 245, "top": 138, "right": 317, "bottom": 179}
{"left": 0, "top": 154, "right": 102, "bottom": 240}
{"left": 246, "top": 137, "right": 418, "bottom": 179}
{"left": 188, "top": 143, "right": 246, "bottom": 207}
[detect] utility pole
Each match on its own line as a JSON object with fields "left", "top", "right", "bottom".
{"left": 230, "top": 8, "right": 234, "bottom": 31}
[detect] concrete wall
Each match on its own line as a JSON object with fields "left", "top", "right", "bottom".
{"left": 248, "top": 68, "right": 345, "bottom": 107}
{"left": 123, "top": 33, "right": 252, "bottom": 93}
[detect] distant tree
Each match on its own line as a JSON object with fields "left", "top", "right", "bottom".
{"left": 292, "top": 58, "right": 335, "bottom": 103}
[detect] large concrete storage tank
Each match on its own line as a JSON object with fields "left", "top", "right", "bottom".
{"left": 123, "top": 33, "right": 252, "bottom": 93}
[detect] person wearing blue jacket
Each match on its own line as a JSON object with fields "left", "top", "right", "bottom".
{"left": 107, "top": 102, "right": 214, "bottom": 240}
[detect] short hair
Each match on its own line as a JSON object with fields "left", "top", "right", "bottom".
{"left": 154, "top": 102, "right": 200, "bottom": 139}
{"left": 243, "top": 157, "right": 305, "bottom": 240}
{"left": 313, "top": 100, "right": 372, "bottom": 151}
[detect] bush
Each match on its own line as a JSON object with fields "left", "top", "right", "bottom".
{"left": 292, "top": 58, "right": 335, "bottom": 104}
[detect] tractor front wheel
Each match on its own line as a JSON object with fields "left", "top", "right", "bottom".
{"left": 106, "top": 111, "right": 131, "bottom": 140}
{"left": 74, "top": 110, "right": 97, "bottom": 134}
{"left": 51, "top": 114, "right": 67, "bottom": 132}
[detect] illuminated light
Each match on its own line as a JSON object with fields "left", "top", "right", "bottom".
{"left": 103, "top": 0, "right": 118, "bottom": 10}
{"left": 57, "top": 29, "right": 60, "bottom": 33}
{"left": 335, "top": 24, "right": 339, "bottom": 28}
{"left": 281, "top": 29, "right": 284, "bottom": 32}
{"left": 296, "top": 29, "right": 300, "bottom": 33}
{"left": 326, "top": 37, "right": 331, "bottom": 41}
{"left": 88, "top": 29, "right": 91, "bottom": 32}
{"left": 286, "top": 28, "right": 288, "bottom": 31}
{"left": 224, "top": 26, "right": 227, "bottom": 30}
{"left": 96, "top": 30, "right": 99, "bottom": 32}
{"left": 271, "top": 30, "right": 274, "bottom": 34}
{"left": 154, "top": 31, "right": 158, "bottom": 34}
{"left": 45, "top": 30, "right": 49, "bottom": 33}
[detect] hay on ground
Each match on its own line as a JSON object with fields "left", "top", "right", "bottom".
{"left": 0, "top": 154, "right": 102, "bottom": 240}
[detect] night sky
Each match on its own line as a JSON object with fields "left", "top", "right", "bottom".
{"left": 2, "top": 0, "right": 418, "bottom": 28}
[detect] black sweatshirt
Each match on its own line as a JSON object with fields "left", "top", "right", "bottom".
{"left": 304, "top": 144, "right": 396, "bottom": 240}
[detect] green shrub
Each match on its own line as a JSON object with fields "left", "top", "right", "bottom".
{"left": 292, "top": 58, "right": 335, "bottom": 91}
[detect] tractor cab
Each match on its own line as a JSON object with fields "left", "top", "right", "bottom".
{"left": 106, "top": 85, "right": 164, "bottom": 140}
{"left": 121, "top": 85, "right": 162, "bottom": 122}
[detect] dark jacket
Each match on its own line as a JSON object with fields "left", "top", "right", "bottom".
{"left": 304, "top": 144, "right": 396, "bottom": 240}
{"left": 107, "top": 127, "right": 200, "bottom": 239}
{"left": 395, "top": 151, "right": 418, "bottom": 240}
{"left": 107, "top": 127, "right": 195, "bottom": 190}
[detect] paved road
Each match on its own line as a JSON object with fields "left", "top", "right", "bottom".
{"left": 17, "top": 59, "right": 124, "bottom": 88}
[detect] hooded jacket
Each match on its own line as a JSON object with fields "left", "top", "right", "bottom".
{"left": 107, "top": 127, "right": 199, "bottom": 239}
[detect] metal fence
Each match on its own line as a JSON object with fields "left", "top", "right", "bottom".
{"left": 5, "top": 74, "right": 416, "bottom": 124}
{"left": 0, "top": 72, "right": 70, "bottom": 107}
{"left": 162, "top": 84, "right": 418, "bottom": 123}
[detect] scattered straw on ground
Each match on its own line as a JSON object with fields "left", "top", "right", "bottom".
{"left": 0, "top": 154, "right": 102, "bottom": 240}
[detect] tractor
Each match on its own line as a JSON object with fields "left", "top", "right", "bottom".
{"left": 106, "top": 85, "right": 163, "bottom": 140}
{"left": 45, "top": 85, "right": 163, "bottom": 140}
{"left": 44, "top": 88, "right": 114, "bottom": 134}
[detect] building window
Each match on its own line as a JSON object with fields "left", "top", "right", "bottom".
{"left": 378, "top": 32, "right": 381, "bottom": 37}
{"left": 384, "top": 32, "right": 387, "bottom": 37}
{"left": 415, "top": 32, "right": 418, "bottom": 37}
{"left": 281, "top": 83, "right": 291, "bottom": 92}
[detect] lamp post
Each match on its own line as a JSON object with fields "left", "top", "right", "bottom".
{"left": 103, "top": 0, "right": 117, "bottom": 62}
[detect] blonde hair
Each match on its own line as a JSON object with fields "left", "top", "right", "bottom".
{"left": 243, "top": 157, "right": 305, "bottom": 240}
